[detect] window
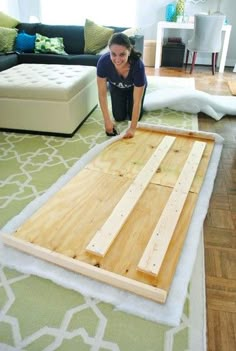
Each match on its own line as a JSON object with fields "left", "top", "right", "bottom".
{"left": 0, "top": 0, "right": 8, "bottom": 11}
{"left": 0, "top": 0, "right": 19, "bottom": 18}
{"left": 40, "top": 0, "right": 136, "bottom": 27}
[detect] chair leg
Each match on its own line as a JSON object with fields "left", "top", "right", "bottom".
{"left": 190, "top": 52, "right": 197, "bottom": 74}
{"left": 215, "top": 52, "right": 219, "bottom": 70}
{"left": 185, "top": 49, "right": 189, "bottom": 70}
{"left": 212, "top": 53, "right": 217, "bottom": 75}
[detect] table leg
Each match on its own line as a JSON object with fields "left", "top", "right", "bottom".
{"left": 155, "top": 24, "right": 164, "bottom": 69}
{"left": 219, "top": 26, "right": 231, "bottom": 73}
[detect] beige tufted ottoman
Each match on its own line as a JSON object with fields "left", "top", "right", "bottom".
{"left": 0, "top": 64, "right": 98, "bottom": 135}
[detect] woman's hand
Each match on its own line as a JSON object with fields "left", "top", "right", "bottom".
{"left": 105, "top": 119, "right": 115, "bottom": 134}
{"left": 123, "top": 127, "right": 135, "bottom": 139}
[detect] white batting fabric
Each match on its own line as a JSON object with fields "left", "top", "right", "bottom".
{"left": 0, "top": 124, "right": 223, "bottom": 326}
{"left": 144, "top": 88, "right": 236, "bottom": 120}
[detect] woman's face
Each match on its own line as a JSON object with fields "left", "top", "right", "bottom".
{"left": 109, "top": 44, "right": 130, "bottom": 68}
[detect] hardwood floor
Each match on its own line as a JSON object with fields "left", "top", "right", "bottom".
{"left": 145, "top": 65, "right": 236, "bottom": 351}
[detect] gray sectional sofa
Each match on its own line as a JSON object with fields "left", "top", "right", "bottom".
{"left": 0, "top": 22, "right": 144, "bottom": 72}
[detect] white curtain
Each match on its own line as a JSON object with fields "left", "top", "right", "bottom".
{"left": 0, "top": 0, "right": 20, "bottom": 18}
{"left": 0, "top": 0, "right": 41, "bottom": 22}
{"left": 39, "top": 0, "right": 136, "bottom": 26}
{"left": 0, "top": 0, "right": 136, "bottom": 26}
{"left": 0, "top": 0, "right": 8, "bottom": 12}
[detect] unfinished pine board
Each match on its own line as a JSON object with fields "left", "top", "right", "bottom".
{"left": 2, "top": 234, "right": 167, "bottom": 303}
{"left": 86, "top": 135, "right": 176, "bottom": 257}
{"left": 138, "top": 141, "right": 206, "bottom": 276}
{"left": 2, "top": 127, "right": 215, "bottom": 303}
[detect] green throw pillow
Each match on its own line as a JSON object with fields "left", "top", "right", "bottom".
{"left": 0, "top": 11, "right": 19, "bottom": 28}
{"left": 35, "top": 33, "right": 67, "bottom": 55}
{"left": 0, "top": 26, "right": 18, "bottom": 52}
{"left": 84, "top": 19, "right": 114, "bottom": 54}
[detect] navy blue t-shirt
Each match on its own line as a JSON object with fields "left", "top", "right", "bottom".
{"left": 97, "top": 52, "right": 147, "bottom": 90}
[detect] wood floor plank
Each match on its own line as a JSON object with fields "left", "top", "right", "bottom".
{"left": 229, "top": 194, "right": 236, "bottom": 211}
{"left": 209, "top": 194, "right": 230, "bottom": 210}
{"left": 232, "top": 211, "right": 236, "bottom": 228}
{"left": 204, "top": 226, "right": 236, "bottom": 249}
{"left": 205, "top": 247, "right": 236, "bottom": 279}
{"left": 206, "top": 276, "right": 236, "bottom": 292}
{"left": 207, "top": 306, "right": 236, "bottom": 351}
{"left": 205, "top": 208, "right": 235, "bottom": 229}
{"left": 207, "top": 289, "right": 236, "bottom": 312}
{"left": 211, "top": 169, "right": 228, "bottom": 195}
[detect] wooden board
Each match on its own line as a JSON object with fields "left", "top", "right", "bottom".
{"left": 2, "top": 127, "right": 215, "bottom": 303}
{"left": 138, "top": 141, "right": 206, "bottom": 276}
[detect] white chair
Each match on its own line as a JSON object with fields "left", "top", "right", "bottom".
{"left": 185, "top": 14, "right": 225, "bottom": 75}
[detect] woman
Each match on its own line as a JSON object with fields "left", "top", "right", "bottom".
{"left": 97, "top": 33, "right": 147, "bottom": 138}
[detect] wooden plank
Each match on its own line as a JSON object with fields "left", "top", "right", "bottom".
{"left": 1, "top": 234, "right": 167, "bottom": 303}
{"left": 137, "top": 125, "right": 216, "bottom": 141}
{"left": 138, "top": 141, "right": 206, "bottom": 276}
{"left": 86, "top": 135, "right": 176, "bottom": 257}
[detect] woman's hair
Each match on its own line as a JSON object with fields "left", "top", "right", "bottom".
{"left": 108, "top": 32, "right": 142, "bottom": 62}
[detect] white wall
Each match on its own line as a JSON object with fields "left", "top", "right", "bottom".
{"left": 220, "top": 0, "right": 236, "bottom": 67}
{"left": 135, "top": 0, "right": 236, "bottom": 67}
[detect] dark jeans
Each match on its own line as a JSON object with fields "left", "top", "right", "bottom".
{"left": 109, "top": 84, "right": 147, "bottom": 122}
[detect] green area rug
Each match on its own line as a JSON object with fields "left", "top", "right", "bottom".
{"left": 0, "top": 77, "right": 206, "bottom": 351}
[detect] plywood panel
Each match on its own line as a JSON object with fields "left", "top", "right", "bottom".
{"left": 2, "top": 127, "right": 215, "bottom": 303}
{"left": 86, "top": 129, "right": 214, "bottom": 192}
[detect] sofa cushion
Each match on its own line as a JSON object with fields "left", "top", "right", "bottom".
{"left": 0, "top": 53, "right": 18, "bottom": 72}
{"left": 18, "top": 52, "right": 71, "bottom": 65}
{"left": 35, "top": 33, "right": 67, "bottom": 55}
{"left": 16, "top": 22, "right": 39, "bottom": 35}
{"left": 84, "top": 19, "right": 114, "bottom": 54}
{"left": 18, "top": 52, "right": 100, "bottom": 67}
{"left": 0, "top": 11, "right": 19, "bottom": 28}
{"left": 36, "top": 24, "right": 85, "bottom": 54}
{"left": 16, "top": 31, "right": 36, "bottom": 52}
{"left": 66, "top": 54, "right": 100, "bottom": 67}
{"left": 0, "top": 26, "right": 18, "bottom": 52}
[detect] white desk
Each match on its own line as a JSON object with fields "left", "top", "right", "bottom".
{"left": 155, "top": 21, "right": 232, "bottom": 73}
